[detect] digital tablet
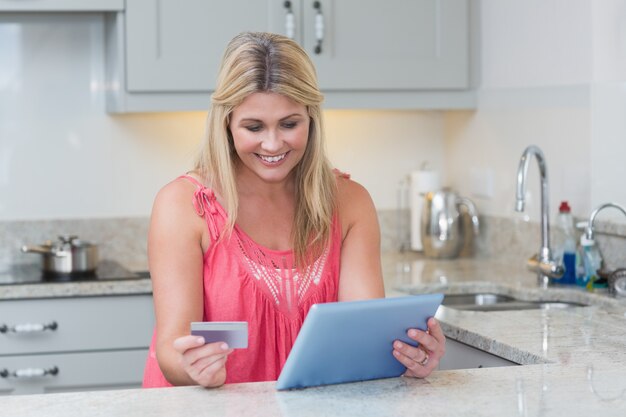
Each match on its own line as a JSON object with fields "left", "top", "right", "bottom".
{"left": 275, "top": 293, "right": 443, "bottom": 390}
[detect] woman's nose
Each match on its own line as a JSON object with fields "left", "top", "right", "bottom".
{"left": 260, "top": 130, "right": 282, "bottom": 153}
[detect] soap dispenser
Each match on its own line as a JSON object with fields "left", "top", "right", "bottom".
{"left": 577, "top": 233, "right": 603, "bottom": 290}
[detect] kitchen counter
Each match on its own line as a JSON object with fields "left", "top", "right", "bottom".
{"left": 0, "top": 278, "right": 152, "bottom": 299}
{"left": 0, "top": 273, "right": 152, "bottom": 300}
{"left": 3, "top": 253, "right": 626, "bottom": 415}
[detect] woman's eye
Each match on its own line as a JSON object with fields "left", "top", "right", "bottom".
{"left": 281, "top": 122, "right": 297, "bottom": 129}
{"left": 245, "top": 125, "right": 262, "bottom": 132}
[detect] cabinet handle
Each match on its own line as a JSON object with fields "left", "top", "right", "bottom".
{"left": 312, "top": 1, "right": 324, "bottom": 54}
{"left": 283, "top": 1, "right": 296, "bottom": 39}
{"left": 1, "top": 366, "right": 59, "bottom": 379}
{"left": 0, "top": 321, "right": 58, "bottom": 334}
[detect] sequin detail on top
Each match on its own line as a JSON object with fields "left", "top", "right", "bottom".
{"left": 183, "top": 172, "right": 335, "bottom": 320}
{"left": 235, "top": 231, "right": 329, "bottom": 318}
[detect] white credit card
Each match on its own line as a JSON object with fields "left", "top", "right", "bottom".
{"left": 190, "top": 321, "right": 248, "bottom": 349}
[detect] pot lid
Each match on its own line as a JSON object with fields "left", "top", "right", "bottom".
{"left": 54, "top": 235, "right": 95, "bottom": 249}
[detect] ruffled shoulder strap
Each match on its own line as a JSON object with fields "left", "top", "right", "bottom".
{"left": 177, "top": 174, "right": 223, "bottom": 241}
{"left": 332, "top": 168, "right": 351, "bottom": 179}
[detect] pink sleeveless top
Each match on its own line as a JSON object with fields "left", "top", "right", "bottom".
{"left": 142, "top": 174, "right": 341, "bottom": 387}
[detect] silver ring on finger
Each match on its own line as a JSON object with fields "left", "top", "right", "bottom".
{"left": 417, "top": 352, "right": 429, "bottom": 366}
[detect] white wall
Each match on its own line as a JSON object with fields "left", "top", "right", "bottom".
{"left": 444, "top": 0, "right": 626, "bottom": 224}
{"left": 591, "top": 84, "right": 626, "bottom": 216}
{"left": 325, "top": 110, "right": 444, "bottom": 210}
{"left": 0, "top": 14, "right": 205, "bottom": 220}
{"left": 444, "top": 88, "right": 591, "bottom": 221}
{"left": 479, "top": 0, "right": 593, "bottom": 89}
{"left": 0, "top": 13, "right": 442, "bottom": 220}
{"left": 589, "top": 1, "right": 626, "bottom": 221}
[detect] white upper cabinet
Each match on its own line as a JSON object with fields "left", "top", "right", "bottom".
{"left": 0, "top": 0, "right": 123, "bottom": 11}
{"left": 107, "top": 0, "right": 473, "bottom": 112}
{"left": 125, "top": 0, "right": 272, "bottom": 92}
{"left": 271, "top": 0, "right": 469, "bottom": 91}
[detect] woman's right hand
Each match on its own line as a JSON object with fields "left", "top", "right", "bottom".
{"left": 173, "top": 335, "right": 234, "bottom": 388}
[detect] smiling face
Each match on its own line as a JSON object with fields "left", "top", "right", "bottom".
{"left": 229, "top": 92, "right": 310, "bottom": 186}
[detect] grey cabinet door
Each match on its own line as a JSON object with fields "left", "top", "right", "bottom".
{"left": 127, "top": 0, "right": 468, "bottom": 93}
{"left": 0, "top": 295, "right": 154, "bottom": 395}
{"left": 111, "top": 0, "right": 472, "bottom": 111}
{"left": 0, "top": 296, "right": 154, "bottom": 356}
{"left": 296, "top": 0, "right": 469, "bottom": 90}
{"left": 0, "top": 0, "right": 123, "bottom": 11}
{"left": 125, "top": 0, "right": 272, "bottom": 92}
{"left": 0, "top": 350, "right": 147, "bottom": 395}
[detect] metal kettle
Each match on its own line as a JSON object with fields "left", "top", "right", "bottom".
{"left": 420, "top": 190, "right": 480, "bottom": 259}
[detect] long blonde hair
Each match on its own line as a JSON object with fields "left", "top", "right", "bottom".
{"left": 195, "top": 32, "right": 336, "bottom": 267}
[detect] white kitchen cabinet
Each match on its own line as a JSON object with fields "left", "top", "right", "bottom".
{"left": 438, "top": 339, "right": 518, "bottom": 370}
{"left": 124, "top": 0, "right": 272, "bottom": 93}
{"left": 106, "top": 0, "right": 474, "bottom": 112}
{"left": 124, "top": 0, "right": 467, "bottom": 93}
{"left": 0, "top": 0, "right": 123, "bottom": 12}
{"left": 0, "top": 295, "right": 154, "bottom": 395}
{"left": 271, "top": 0, "right": 469, "bottom": 91}
{"left": 0, "top": 350, "right": 147, "bottom": 395}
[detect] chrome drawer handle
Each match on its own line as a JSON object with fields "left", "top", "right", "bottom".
{"left": 312, "top": 0, "right": 324, "bottom": 54}
{"left": 1, "top": 366, "right": 59, "bottom": 379}
{"left": 284, "top": 0, "right": 296, "bottom": 39}
{"left": 0, "top": 321, "right": 58, "bottom": 334}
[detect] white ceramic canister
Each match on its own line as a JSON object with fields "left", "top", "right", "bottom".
{"left": 410, "top": 169, "right": 440, "bottom": 251}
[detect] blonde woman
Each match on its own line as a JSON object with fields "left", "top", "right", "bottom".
{"left": 143, "top": 32, "right": 445, "bottom": 388}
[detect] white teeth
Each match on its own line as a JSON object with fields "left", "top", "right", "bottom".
{"left": 259, "top": 153, "right": 286, "bottom": 163}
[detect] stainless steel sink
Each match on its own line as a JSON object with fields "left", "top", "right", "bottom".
{"left": 442, "top": 293, "right": 588, "bottom": 312}
{"left": 442, "top": 293, "right": 515, "bottom": 306}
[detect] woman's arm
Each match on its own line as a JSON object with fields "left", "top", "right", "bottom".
{"left": 336, "top": 177, "right": 385, "bottom": 301}
{"left": 148, "top": 179, "right": 232, "bottom": 387}
{"left": 336, "top": 176, "right": 445, "bottom": 377}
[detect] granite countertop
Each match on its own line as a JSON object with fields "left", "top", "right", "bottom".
{"left": 0, "top": 265, "right": 152, "bottom": 300}
{"left": 0, "top": 278, "right": 153, "bottom": 299}
{"left": 3, "top": 253, "right": 626, "bottom": 416}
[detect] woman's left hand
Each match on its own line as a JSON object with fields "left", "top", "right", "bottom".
{"left": 392, "top": 317, "right": 446, "bottom": 378}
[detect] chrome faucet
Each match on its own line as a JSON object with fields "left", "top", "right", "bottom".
{"left": 515, "top": 145, "right": 564, "bottom": 289}
{"left": 584, "top": 202, "right": 626, "bottom": 240}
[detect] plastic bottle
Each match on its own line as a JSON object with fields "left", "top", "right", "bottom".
{"left": 553, "top": 201, "right": 577, "bottom": 285}
{"left": 577, "top": 234, "right": 603, "bottom": 290}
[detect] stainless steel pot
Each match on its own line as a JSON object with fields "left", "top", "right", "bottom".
{"left": 21, "top": 235, "right": 99, "bottom": 275}
{"left": 420, "top": 190, "right": 480, "bottom": 259}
